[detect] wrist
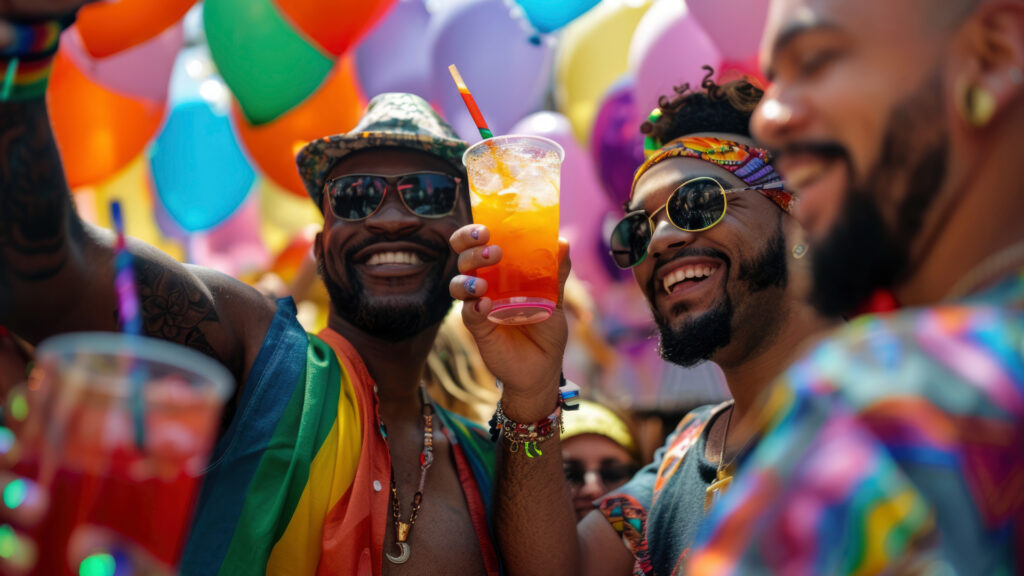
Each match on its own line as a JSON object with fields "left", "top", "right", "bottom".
{"left": 1, "top": 16, "right": 75, "bottom": 102}
{"left": 499, "top": 375, "right": 562, "bottom": 422}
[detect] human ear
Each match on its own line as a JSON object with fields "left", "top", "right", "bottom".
{"left": 954, "top": 2, "right": 1024, "bottom": 128}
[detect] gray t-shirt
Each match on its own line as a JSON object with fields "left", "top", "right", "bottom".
{"left": 597, "top": 403, "right": 728, "bottom": 576}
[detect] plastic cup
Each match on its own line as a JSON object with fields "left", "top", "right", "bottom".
{"left": 15, "top": 333, "right": 233, "bottom": 575}
{"left": 463, "top": 135, "right": 564, "bottom": 325}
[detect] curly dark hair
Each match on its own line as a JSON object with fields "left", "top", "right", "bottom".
{"left": 640, "top": 66, "right": 764, "bottom": 145}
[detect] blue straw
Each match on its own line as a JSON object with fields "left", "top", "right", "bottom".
{"left": 110, "top": 202, "right": 146, "bottom": 449}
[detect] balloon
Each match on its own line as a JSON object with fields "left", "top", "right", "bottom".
{"left": 685, "top": 0, "right": 771, "bottom": 61}
{"left": 273, "top": 0, "right": 397, "bottom": 56}
{"left": 513, "top": 0, "right": 601, "bottom": 34}
{"left": 429, "top": 0, "right": 553, "bottom": 142}
{"left": 204, "top": 0, "right": 335, "bottom": 125}
{"left": 354, "top": 0, "right": 433, "bottom": 100}
{"left": 47, "top": 48, "right": 164, "bottom": 188}
{"left": 189, "top": 193, "right": 269, "bottom": 279}
{"left": 590, "top": 77, "right": 645, "bottom": 207}
{"left": 76, "top": 155, "right": 186, "bottom": 262}
{"left": 629, "top": 0, "right": 721, "bottom": 115}
{"left": 258, "top": 179, "right": 324, "bottom": 256}
{"left": 234, "top": 57, "right": 364, "bottom": 197}
{"left": 510, "top": 111, "right": 615, "bottom": 293}
{"left": 76, "top": 0, "right": 196, "bottom": 58}
{"left": 150, "top": 99, "right": 256, "bottom": 232}
{"left": 270, "top": 226, "right": 318, "bottom": 284}
{"left": 555, "top": 0, "right": 653, "bottom": 144}
{"left": 62, "top": 23, "right": 183, "bottom": 103}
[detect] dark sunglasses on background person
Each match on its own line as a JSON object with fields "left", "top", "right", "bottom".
{"left": 324, "top": 171, "right": 462, "bottom": 221}
{"left": 609, "top": 177, "right": 788, "bottom": 269}
{"left": 563, "top": 461, "right": 637, "bottom": 489}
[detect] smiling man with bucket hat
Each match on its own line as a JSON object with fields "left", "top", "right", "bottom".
{"left": 0, "top": 22, "right": 502, "bottom": 570}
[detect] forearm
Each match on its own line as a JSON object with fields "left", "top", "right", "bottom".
{"left": 0, "top": 98, "right": 83, "bottom": 332}
{"left": 495, "top": 385, "right": 583, "bottom": 576}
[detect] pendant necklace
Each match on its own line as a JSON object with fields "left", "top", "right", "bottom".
{"left": 385, "top": 384, "right": 435, "bottom": 565}
{"left": 704, "top": 404, "right": 734, "bottom": 513}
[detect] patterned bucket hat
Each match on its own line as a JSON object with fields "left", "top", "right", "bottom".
{"left": 297, "top": 92, "right": 468, "bottom": 209}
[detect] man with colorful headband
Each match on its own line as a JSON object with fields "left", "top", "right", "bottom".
{"left": 0, "top": 4, "right": 501, "bottom": 575}
{"left": 684, "top": 0, "right": 1024, "bottom": 574}
{"left": 449, "top": 73, "right": 837, "bottom": 575}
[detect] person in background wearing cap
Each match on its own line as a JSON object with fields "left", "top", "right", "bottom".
{"left": 0, "top": 3, "right": 500, "bottom": 573}
{"left": 560, "top": 400, "right": 641, "bottom": 522}
{"left": 449, "top": 70, "right": 838, "bottom": 576}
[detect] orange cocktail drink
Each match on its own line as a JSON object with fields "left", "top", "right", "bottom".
{"left": 463, "top": 135, "right": 564, "bottom": 325}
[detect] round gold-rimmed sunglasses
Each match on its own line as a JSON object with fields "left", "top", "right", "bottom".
{"left": 609, "top": 177, "right": 788, "bottom": 269}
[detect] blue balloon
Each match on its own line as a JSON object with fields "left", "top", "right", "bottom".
{"left": 514, "top": 0, "right": 600, "bottom": 34}
{"left": 150, "top": 101, "right": 255, "bottom": 232}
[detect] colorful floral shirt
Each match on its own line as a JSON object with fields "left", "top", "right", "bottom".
{"left": 688, "top": 271, "right": 1024, "bottom": 575}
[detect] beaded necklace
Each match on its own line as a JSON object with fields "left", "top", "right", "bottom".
{"left": 385, "top": 384, "right": 435, "bottom": 565}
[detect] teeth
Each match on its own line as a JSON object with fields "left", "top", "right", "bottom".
{"left": 785, "top": 163, "right": 826, "bottom": 189}
{"left": 663, "top": 264, "right": 719, "bottom": 294}
{"left": 366, "top": 251, "right": 423, "bottom": 266}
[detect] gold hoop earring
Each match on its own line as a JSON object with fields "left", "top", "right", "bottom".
{"left": 958, "top": 80, "right": 997, "bottom": 128}
{"left": 792, "top": 244, "right": 808, "bottom": 260}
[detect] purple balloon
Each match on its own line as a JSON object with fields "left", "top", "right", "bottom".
{"left": 429, "top": 0, "right": 553, "bottom": 143}
{"left": 354, "top": 0, "right": 433, "bottom": 100}
{"left": 590, "top": 77, "right": 645, "bottom": 207}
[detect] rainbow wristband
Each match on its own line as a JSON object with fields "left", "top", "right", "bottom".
{"left": 1, "top": 17, "right": 74, "bottom": 102}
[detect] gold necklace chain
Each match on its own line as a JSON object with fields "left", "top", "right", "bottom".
{"left": 945, "top": 239, "right": 1024, "bottom": 301}
{"left": 704, "top": 403, "right": 734, "bottom": 512}
{"left": 385, "top": 384, "right": 435, "bottom": 565}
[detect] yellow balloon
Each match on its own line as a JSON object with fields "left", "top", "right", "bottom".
{"left": 257, "top": 178, "right": 324, "bottom": 257}
{"left": 77, "top": 155, "right": 186, "bottom": 262}
{"left": 555, "top": 0, "right": 653, "bottom": 144}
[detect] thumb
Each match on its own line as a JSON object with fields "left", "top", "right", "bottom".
{"left": 555, "top": 237, "right": 572, "bottom": 308}
{"left": 459, "top": 297, "right": 498, "bottom": 342}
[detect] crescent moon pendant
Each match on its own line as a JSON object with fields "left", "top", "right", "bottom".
{"left": 386, "top": 542, "right": 411, "bottom": 564}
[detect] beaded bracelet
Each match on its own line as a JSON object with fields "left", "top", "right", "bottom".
{"left": 489, "top": 374, "right": 581, "bottom": 457}
{"left": 1, "top": 16, "right": 75, "bottom": 102}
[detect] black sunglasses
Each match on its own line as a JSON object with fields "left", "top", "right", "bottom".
{"left": 324, "top": 171, "right": 462, "bottom": 221}
{"left": 609, "top": 177, "right": 787, "bottom": 269}
{"left": 563, "top": 461, "right": 637, "bottom": 488}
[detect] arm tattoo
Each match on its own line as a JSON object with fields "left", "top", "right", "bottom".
{"left": 0, "top": 101, "right": 72, "bottom": 296}
{"left": 135, "top": 258, "right": 223, "bottom": 362}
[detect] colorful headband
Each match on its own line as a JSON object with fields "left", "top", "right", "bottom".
{"left": 630, "top": 135, "right": 793, "bottom": 213}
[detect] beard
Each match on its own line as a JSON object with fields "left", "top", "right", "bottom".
{"left": 655, "top": 216, "right": 788, "bottom": 367}
{"left": 808, "top": 73, "right": 948, "bottom": 317}
{"left": 318, "top": 238, "right": 456, "bottom": 341}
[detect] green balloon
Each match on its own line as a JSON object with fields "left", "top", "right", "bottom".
{"left": 204, "top": 0, "right": 335, "bottom": 125}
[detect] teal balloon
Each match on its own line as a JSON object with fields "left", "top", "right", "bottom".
{"left": 204, "top": 0, "right": 335, "bottom": 125}
{"left": 515, "top": 0, "right": 600, "bottom": 34}
{"left": 150, "top": 101, "right": 256, "bottom": 232}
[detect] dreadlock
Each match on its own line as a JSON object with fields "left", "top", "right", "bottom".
{"left": 640, "top": 66, "right": 763, "bottom": 145}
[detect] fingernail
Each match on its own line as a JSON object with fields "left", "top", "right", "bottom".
{"left": 464, "top": 277, "right": 477, "bottom": 294}
{"left": 481, "top": 246, "right": 490, "bottom": 259}
{"left": 471, "top": 227, "right": 480, "bottom": 240}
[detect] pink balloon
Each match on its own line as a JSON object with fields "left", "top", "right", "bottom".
{"left": 685, "top": 0, "right": 770, "bottom": 61}
{"left": 510, "top": 111, "right": 615, "bottom": 293}
{"left": 629, "top": 0, "right": 721, "bottom": 116}
{"left": 62, "top": 23, "right": 182, "bottom": 103}
{"left": 188, "top": 192, "right": 269, "bottom": 277}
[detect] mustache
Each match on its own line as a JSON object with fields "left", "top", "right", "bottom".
{"left": 343, "top": 235, "right": 451, "bottom": 262}
{"left": 771, "top": 141, "right": 850, "bottom": 163}
{"left": 647, "top": 246, "right": 731, "bottom": 296}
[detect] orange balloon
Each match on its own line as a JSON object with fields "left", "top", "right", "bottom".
{"left": 76, "top": 0, "right": 197, "bottom": 58}
{"left": 273, "top": 0, "right": 396, "bottom": 56}
{"left": 47, "top": 48, "right": 165, "bottom": 189}
{"left": 234, "top": 57, "right": 365, "bottom": 197}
